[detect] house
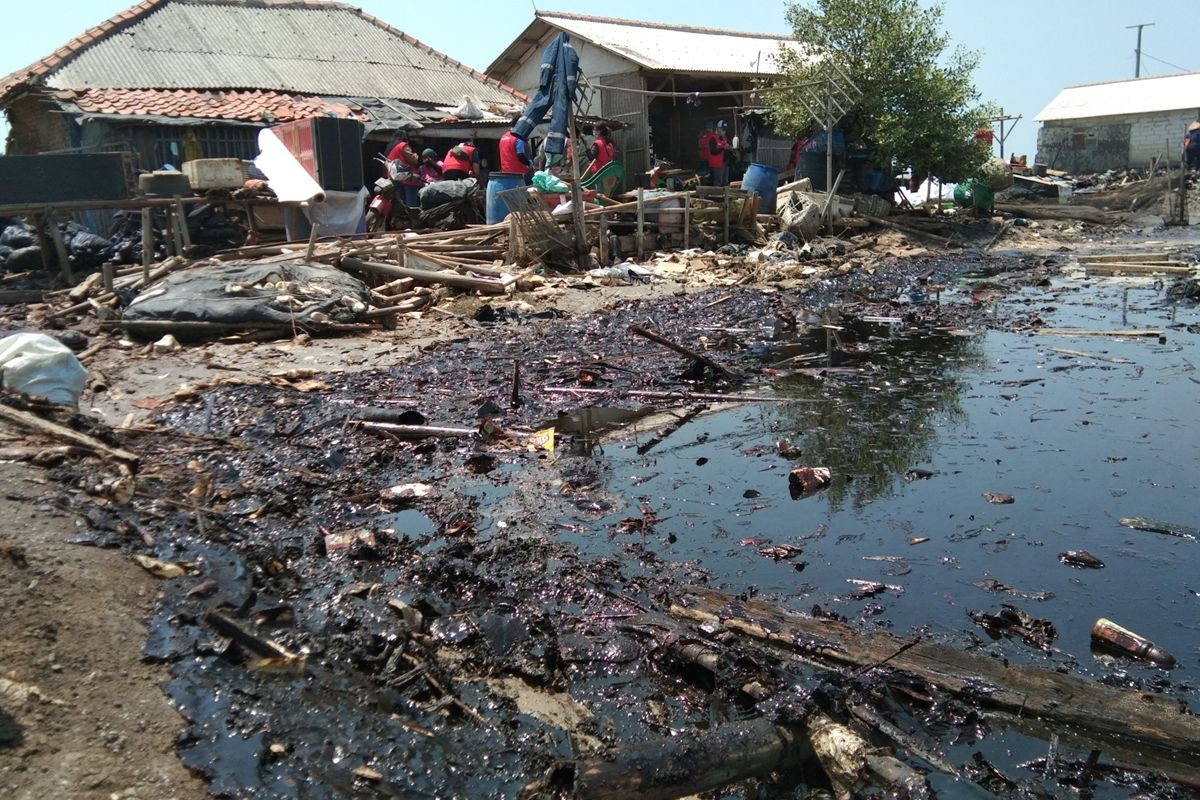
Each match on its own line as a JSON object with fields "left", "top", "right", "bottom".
{"left": 487, "top": 11, "right": 805, "bottom": 183}
{"left": 1035, "top": 72, "right": 1200, "bottom": 174}
{"left": 0, "top": 0, "right": 525, "bottom": 176}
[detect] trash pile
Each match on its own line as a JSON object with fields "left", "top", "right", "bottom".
{"left": 5, "top": 249, "right": 1195, "bottom": 798}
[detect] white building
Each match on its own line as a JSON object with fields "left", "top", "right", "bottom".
{"left": 488, "top": 11, "right": 805, "bottom": 180}
{"left": 1035, "top": 72, "right": 1200, "bottom": 173}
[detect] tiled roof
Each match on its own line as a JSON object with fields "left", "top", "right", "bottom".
{"left": 54, "top": 87, "right": 368, "bottom": 123}
{"left": 0, "top": 0, "right": 525, "bottom": 108}
{"left": 488, "top": 10, "right": 805, "bottom": 82}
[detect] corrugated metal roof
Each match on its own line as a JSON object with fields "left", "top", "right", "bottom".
{"left": 500, "top": 11, "right": 803, "bottom": 77}
{"left": 4, "top": 0, "right": 522, "bottom": 108}
{"left": 1036, "top": 72, "right": 1200, "bottom": 122}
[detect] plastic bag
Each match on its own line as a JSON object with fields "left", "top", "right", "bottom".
{"left": 532, "top": 170, "right": 569, "bottom": 193}
{"left": 452, "top": 95, "right": 484, "bottom": 121}
{"left": 0, "top": 333, "right": 87, "bottom": 407}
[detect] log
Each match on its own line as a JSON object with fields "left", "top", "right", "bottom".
{"left": 0, "top": 290, "right": 46, "bottom": 305}
{"left": 1077, "top": 253, "right": 1174, "bottom": 264}
{"left": 0, "top": 404, "right": 139, "bottom": 470}
{"left": 567, "top": 717, "right": 806, "bottom": 800}
{"left": 670, "top": 586, "right": 1200, "bottom": 779}
{"left": 628, "top": 325, "right": 737, "bottom": 380}
{"left": 339, "top": 257, "right": 509, "bottom": 295}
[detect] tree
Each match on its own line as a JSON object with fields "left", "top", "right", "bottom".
{"left": 770, "top": 0, "right": 994, "bottom": 182}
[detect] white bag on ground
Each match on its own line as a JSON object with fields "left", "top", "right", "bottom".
{"left": 0, "top": 333, "right": 87, "bottom": 407}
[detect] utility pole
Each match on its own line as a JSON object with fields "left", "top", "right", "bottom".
{"left": 988, "top": 112, "right": 1022, "bottom": 160}
{"left": 1126, "top": 22, "right": 1154, "bottom": 78}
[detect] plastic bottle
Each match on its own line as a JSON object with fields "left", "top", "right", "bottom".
{"left": 1091, "top": 618, "right": 1176, "bottom": 668}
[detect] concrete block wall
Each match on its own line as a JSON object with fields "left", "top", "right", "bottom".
{"left": 1038, "top": 108, "right": 1200, "bottom": 173}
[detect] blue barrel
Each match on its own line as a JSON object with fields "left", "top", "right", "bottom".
{"left": 741, "top": 162, "right": 779, "bottom": 213}
{"left": 485, "top": 172, "right": 526, "bottom": 224}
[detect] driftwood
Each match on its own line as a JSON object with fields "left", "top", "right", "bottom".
{"left": 670, "top": 586, "right": 1200, "bottom": 780}
{"left": 0, "top": 403, "right": 139, "bottom": 470}
{"left": 862, "top": 216, "right": 956, "bottom": 247}
{"left": 628, "top": 325, "right": 737, "bottom": 380}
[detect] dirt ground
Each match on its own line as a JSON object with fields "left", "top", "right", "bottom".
{"left": 0, "top": 213, "right": 1191, "bottom": 798}
{"left": 0, "top": 460, "right": 208, "bottom": 800}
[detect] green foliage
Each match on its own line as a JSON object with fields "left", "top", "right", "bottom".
{"left": 770, "top": 0, "right": 994, "bottom": 181}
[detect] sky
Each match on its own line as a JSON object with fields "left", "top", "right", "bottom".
{"left": 0, "top": 0, "right": 1195, "bottom": 161}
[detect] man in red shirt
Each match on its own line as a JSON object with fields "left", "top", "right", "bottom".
{"left": 499, "top": 121, "right": 532, "bottom": 179}
{"left": 707, "top": 120, "right": 732, "bottom": 186}
{"left": 385, "top": 130, "right": 421, "bottom": 206}
{"left": 442, "top": 142, "right": 480, "bottom": 181}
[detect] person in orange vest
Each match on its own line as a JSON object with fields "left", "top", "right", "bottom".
{"left": 583, "top": 124, "right": 614, "bottom": 179}
{"left": 499, "top": 118, "right": 532, "bottom": 179}
{"left": 442, "top": 142, "right": 480, "bottom": 180}
{"left": 698, "top": 121, "right": 715, "bottom": 169}
{"left": 706, "top": 120, "right": 732, "bottom": 186}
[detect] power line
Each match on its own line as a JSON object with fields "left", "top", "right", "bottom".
{"left": 1139, "top": 51, "right": 1192, "bottom": 74}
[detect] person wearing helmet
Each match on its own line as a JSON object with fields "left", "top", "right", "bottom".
{"left": 418, "top": 148, "right": 443, "bottom": 184}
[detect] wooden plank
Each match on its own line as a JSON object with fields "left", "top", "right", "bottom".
{"left": 671, "top": 587, "right": 1200, "bottom": 778}
{"left": 1084, "top": 263, "right": 1193, "bottom": 276}
{"left": 1077, "top": 253, "right": 1176, "bottom": 264}
{"left": 1034, "top": 328, "right": 1162, "bottom": 337}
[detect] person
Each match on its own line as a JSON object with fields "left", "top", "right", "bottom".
{"left": 417, "top": 148, "right": 442, "bottom": 184}
{"left": 441, "top": 142, "right": 480, "bottom": 180}
{"left": 384, "top": 130, "right": 421, "bottom": 207}
{"left": 583, "top": 124, "right": 615, "bottom": 178}
{"left": 1186, "top": 122, "right": 1200, "bottom": 171}
{"left": 698, "top": 121, "right": 715, "bottom": 169}
{"left": 499, "top": 123, "right": 532, "bottom": 178}
{"left": 706, "top": 120, "right": 732, "bottom": 186}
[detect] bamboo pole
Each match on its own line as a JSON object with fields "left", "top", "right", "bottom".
{"left": 636, "top": 187, "right": 645, "bottom": 260}
{"left": 141, "top": 207, "right": 154, "bottom": 281}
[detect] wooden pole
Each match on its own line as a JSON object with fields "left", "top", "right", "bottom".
{"left": 723, "top": 185, "right": 731, "bottom": 243}
{"left": 33, "top": 214, "right": 54, "bottom": 276}
{"left": 636, "top": 187, "right": 645, "bottom": 261}
{"left": 305, "top": 223, "right": 320, "bottom": 263}
{"left": 46, "top": 213, "right": 74, "bottom": 284}
{"left": 141, "top": 207, "right": 154, "bottom": 281}
{"left": 101, "top": 263, "right": 114, "bottom": 293}
{"left": 173, "top": 196, "right": 191, "bottom": 249}
{"left": 683, "top": 191, "right": 691, "bottom": 249}
{"left": 598, "top": 213, "right": 608, "bottom": 266}
{"left": 567, "top": 107, "right": 589, "bottom": 270}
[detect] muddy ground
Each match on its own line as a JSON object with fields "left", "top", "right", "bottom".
{"left": 1, "top": 214, "right": 1198, "bottom": 798}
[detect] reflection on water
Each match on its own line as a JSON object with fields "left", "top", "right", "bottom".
{"left": 769, "top": 320, "right": 985, "bottom": 511}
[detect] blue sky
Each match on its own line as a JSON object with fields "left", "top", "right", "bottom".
{"left": 0, "top": 1, "right": 1195, "bottom": 160}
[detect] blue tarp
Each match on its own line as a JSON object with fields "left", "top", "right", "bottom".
{"left": 511, "top": 32, "right": 579, "bottom": 157}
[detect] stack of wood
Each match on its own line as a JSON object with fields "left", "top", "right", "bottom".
{"left": 36, "top": 223, "right": 524, "bottom": 331}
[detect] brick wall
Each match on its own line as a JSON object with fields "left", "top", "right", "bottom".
{"left": 1037, "top": 108, "right": 1200, "bottom": 173}
{"left": 3, "top": 94, "right": 72, "bottom": 155}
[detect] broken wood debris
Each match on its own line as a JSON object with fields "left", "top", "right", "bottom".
{"left": 669, "top": 586, "right": 1200, "bottom": 779}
